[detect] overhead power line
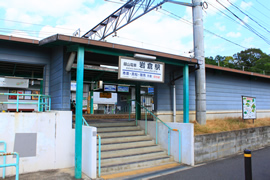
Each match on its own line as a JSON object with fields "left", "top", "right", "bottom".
{"left": 255, "top": 0, "right": 270, "bottom": 13}
{"left": 216, "top": 0, "right": 270, "bottom": 45}
{"left": 227, "top": 0, "right": 270, "bottom": 34}
{"left": 0, "top": 18, "right": 77, "bottom": 31}
{"left": 160, "top": 8, "right": 247, "bottom": 49}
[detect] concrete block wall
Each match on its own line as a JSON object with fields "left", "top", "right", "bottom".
{"left": 194, "top": 126, "right": 270, "bottom": 164}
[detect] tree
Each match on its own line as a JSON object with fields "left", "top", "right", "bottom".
{"left": 205, "top": 48, "right": 270, "bottom": 75}
{"left": 205, "top": 56, "right": 218, "bottom": 65}
{"left": 233, "top": 48, "right": 264, "bottom": 71}
{"left": 250, "top": 54, "right": 270, "bottom": 75}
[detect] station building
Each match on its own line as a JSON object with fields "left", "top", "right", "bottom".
{"left": 0, "top": 34, "right": 269, "bottom": 121}
{"left": 0, "top": 34, "right": 270, "bottom": 178}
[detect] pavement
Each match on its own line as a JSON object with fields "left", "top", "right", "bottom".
{"left": 1, "top": 146, "right": 270, "bottom": 180}
{"left": 0, "top": 168, "right": 92, "bottom": 180}
{"left": 149, "top": 146, "right": 270, "bottom": 180}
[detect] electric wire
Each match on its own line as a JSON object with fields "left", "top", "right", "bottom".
{"left": 0, "top": 18, "right": 77, "bottom": 31}
{"left": 226, "top": 0, "right": 270, "bottom": 34}
{"left": 255, "top": 0, "right": 270, "bottom": 13}
{"left": 159, "top": 8, "right": 247, "bottom": 49}
{"left": 216, "top": 0, "right": 270, "bottom": 45}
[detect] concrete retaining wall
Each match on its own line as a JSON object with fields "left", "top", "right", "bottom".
{"left": 194, "top": 126, "right": 270, "bottom": 164}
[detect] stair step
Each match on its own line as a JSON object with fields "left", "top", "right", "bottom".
{"left": 101, "top": 145, "right": 162, "bottom": 158}
{"left": 98, "top": 130, "right": 145, "bottom": 138}
{"left": 89, "top": 121, "right": 136, "bottom": 128}
{"left": 97, "top": 126, "right": 140, "bottom": 133}
{"left": 99, "top": 140, "right": 155, "bottom": 151}
{"left": 100, "top": 157, "right": 174, "bottom": 174}
{"left": 99, "top": 135, "right": 152, "bottom": 144}
{"left": 99, "top": 151, "right": 168, "bottom": 166}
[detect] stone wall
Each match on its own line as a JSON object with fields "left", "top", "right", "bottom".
{"left": 194, "top": 126, "right": 270, "bottom": 164}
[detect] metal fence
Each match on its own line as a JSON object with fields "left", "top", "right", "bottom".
{"left": 0, "top": 93, "right": 51, "bottom": 112}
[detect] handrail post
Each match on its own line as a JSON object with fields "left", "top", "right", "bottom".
{"left": 129, "top": 100, "right": 131, "bottom": 121}
{"left": 156, "top": 118, "right": 158, "bottom": 144}
{"left": 38, "top": 96, "right": 40, "bottom": 112}
{"left": 168, "top": 130, "right": 170, "bottom": 156}
{"left": 97, "top": 135, "right": 101, "bottom": 178}
{"left": 16, "top": 95, "right": 19, "bottom": 112}
{"left": 135, "top": 102, "right": 138, "bottom": 126}
{"left": 0, "top": 141, "right": 7, "bottom": 179}
{"left": 145, "top": 111, "right": 147, "bottom": 135}
{"left": 49, "top": 97, "right": 51, "bottom": 111}
{"left": 178, "top": 130, "right": 181, "bottom": 163}
{"left": 0, "top": 152, "right": 20, "bottom": 180}
{"left": 45, "top": 98, "right": 48, "bottom": 111}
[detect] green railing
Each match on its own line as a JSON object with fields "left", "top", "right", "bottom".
{"left": 129, "top": 100, "right": 181, "bottom": 163}
{"left": 0, "top": 151, "right": 20, "bottom": 180}
{"left": 0, "top": 141, "right": 7, "bottom": 179}
{"left": 0, "top": 93, "right": 51, "bottom": 112}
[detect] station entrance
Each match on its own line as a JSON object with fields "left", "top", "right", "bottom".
{"left": 70, "top": 50, "right": 158, "bottom": 122}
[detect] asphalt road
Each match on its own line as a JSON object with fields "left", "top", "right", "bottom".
{"left": 150, "top": 146, "right": 270, "bottom": 180}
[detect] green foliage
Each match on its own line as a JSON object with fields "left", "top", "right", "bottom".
{"left": 205, "top": 48, "right": 270, "bottom": 75}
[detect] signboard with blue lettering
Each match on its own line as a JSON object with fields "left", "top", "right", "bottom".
{"left": 104, "top": 85, "right": 116, "bottom": 92}
{"left": 148, "top": 87, "right": 154, "bottom": 94}
{"left": 118, "top": 57, "right": 165, "bottom": 83}
{"left": 118, "top": 86, "right": 129, "bottom": 92}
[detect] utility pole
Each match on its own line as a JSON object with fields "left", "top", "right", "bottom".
{"left": 193, "top": 0, "right": 206, "bottom": 125}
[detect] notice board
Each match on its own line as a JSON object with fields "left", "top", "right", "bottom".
{"left": 242, "top": 96, "right": 256, "bottom": 119}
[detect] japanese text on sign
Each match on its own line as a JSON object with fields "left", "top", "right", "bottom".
{"left": 118, "top": 57, "right": 164, "bottom": 83}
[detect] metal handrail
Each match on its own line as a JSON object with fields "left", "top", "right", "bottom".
{"left": 0, "top": 93, "right": 51, "bottom": 112}
{"left": 0, "top": 141, "right": 7, "bottom": 179}
{"left": 96, "top": 134, "right": 101, "bottom": 178}
{"left": 81, "top": 116, "right": 101, "bottom": 178}
{"left": 129, "top": 100, "right": 181, "bottom": 163}
{"left": 0, "top": 152, "right": 20, "bottom": 180}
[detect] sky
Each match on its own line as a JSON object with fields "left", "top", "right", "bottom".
{"left": 0, "top": 0, "right": 269, "bottom": 58}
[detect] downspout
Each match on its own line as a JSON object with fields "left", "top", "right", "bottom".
{"left": 173, "top": 82, "right": 176, "bottom": 123}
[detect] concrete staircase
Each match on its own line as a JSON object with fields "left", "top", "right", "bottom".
{"left": 89, "top": 121, "right": 177, "bottom": 175}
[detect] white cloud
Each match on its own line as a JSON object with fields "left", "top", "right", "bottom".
{"left": 240, "top": 1, "right": 252, "bottom": 10}
{"left": 9, "top": 30, "right": 35, "bottom": 39}
{"left": 226, "top": 32, "right": 241, "bottom": 38}
{"left": 215, "top": 22, "right": 226, "bottom": 31}
{"left": 242, "top": 37, "right": 254, "bottom": 48}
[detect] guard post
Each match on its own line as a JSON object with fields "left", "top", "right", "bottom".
{"left": 244, "top": 149, "right": 252, "bottom": 180}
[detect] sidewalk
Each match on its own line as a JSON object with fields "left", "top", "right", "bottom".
{"left": 0, "top": 168, "right": 91, "bottom": 180}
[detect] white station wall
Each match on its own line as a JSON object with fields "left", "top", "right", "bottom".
{"left": 0, "top": 111, "right": 75, "bottom": 176}
{"left": 138, "top": 121, "right": 194, "bottom": 166}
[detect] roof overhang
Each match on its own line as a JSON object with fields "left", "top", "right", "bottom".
{"left": 39, "top": 34, "right": 198, "bottom": 65}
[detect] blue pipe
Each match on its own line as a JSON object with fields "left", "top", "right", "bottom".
{"left": 0, "top": 141, "right": 6, "bottom": 179}
{"left": 0, "top": 152, "right": 20, "bottom": 180}
{"left": 97, "top": 134, "right": 101, "bottom": 178}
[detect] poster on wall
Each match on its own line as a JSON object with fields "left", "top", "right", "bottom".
{"left": 32, "top": 90, "right": 40, "bottom": 100}
{"left": 24, "top": 90, "right": 32, "bottom": 100}
{"left": 9, "top": 90, "right": 17, "bottom": 99}
{"left": 242, "top": 96, "right": 256, "bottom": 120}
{"left": 17, "top": 90, "right": 24, "bottom": 100}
